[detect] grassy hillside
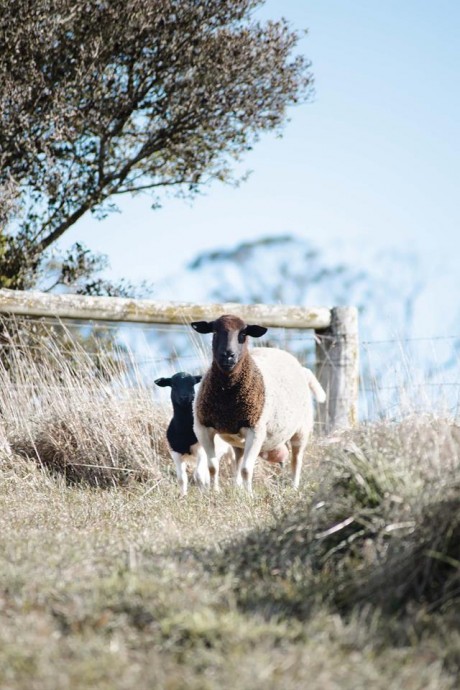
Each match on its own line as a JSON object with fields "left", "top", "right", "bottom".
{"left": 0, "top": 331, "right": 459, "bottom": 689}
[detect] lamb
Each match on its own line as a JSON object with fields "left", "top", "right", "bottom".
{"left": 155, "top": 372, "right": 209, "bottom": 496}
{"left": 154, "top": 371, "right": 232, "bottom": 496}
{"left": 191, "top": 314, "right": 326, "bottom": 493}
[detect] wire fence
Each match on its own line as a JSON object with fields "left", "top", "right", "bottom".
{"left": 0, "top": 314, "right": 459, "bottom": 422}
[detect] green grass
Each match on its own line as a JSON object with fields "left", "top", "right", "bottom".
{"left": 0, "top": 329, "right": 459, "bottom": 688}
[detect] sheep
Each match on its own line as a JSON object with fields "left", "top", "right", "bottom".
{"left": 154, "top": 372, "right": 209, "bottom": 496}
{"left": 191, "top": 314, "right": 326, "bottom": 493}
{"left": 154, "top": 371, "right": 232, "bottom": 496}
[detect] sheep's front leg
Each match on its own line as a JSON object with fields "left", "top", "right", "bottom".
{"left": 240, "top": 428, "right": 265, "bottom": 494}
{"left": 194, "top": 424, "right": 220, "bottom": 491}
{"left": 171, "top": 451, "right": 188, "bottom": 497}
{"left": 233, "top": 446, "right": 244, "bottom": 487}
{"left": 191, "top": 443, "right": 210, "bottom": 489}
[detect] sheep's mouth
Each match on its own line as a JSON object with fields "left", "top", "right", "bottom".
{"left": 176, "top": 397, "right": 194, "bottom": 406}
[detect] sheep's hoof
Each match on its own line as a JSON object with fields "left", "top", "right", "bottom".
{"left": 194, "top": 473, "right": 210, "bottom": 488}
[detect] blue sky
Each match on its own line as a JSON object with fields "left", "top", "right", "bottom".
{"left": 63, "top": 0, "right": 460, "bottom": 338}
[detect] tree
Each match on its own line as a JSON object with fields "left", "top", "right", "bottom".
{"left": 0, "top": 0, "right": 312, "bottom": 292}
{"left": 186, "top": 235, "right": 367, "bottom": 307}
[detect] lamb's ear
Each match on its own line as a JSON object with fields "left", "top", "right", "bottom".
{"left": 191, "top": 320, "right": 215, "bottom": 334}
{"left": 245, "top": 325, "right": 267, "bottom": 338}
{"left": 193, "top": 375, "right": 202, "bottom": 385}
{"left": 154, "top": 377, "right": 172, "bottom": 387}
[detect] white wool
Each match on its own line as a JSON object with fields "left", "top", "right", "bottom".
{"left": 251, "top": 347, "right": 320, "bottom": 451}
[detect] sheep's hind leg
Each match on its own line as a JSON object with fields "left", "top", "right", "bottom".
{"left": 233, "top": 447, "right": 244, "bottom": 487}
{"left": 290, "top": 431, "right": 308, "bottom": 489}
{"left": 208, "top": 456, "right": 220, "bottom": 491}
{"left": 240, "top": 428, "right": 264, "bottom": 495}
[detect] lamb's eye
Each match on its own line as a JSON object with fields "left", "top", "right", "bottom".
{"left": 238, "top": 330, "right": 246, "bottom": 343}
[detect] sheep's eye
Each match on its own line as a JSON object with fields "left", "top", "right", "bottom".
{"left": 238, "top": 330, "right": 246, "bottom": 343}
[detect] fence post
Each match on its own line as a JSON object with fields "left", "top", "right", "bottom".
{"left": 314, "top": 306, "right": 359, "bottom": 434}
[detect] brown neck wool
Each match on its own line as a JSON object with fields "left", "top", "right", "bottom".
{"left": 197, "top": 356, "right": 265, "bottom": 434}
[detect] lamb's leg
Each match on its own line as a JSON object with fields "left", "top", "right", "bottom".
{"left": 191, "top": 443, "right": 210, "bottom": 489}
{"left": 290, "top": 430, "right": 308, "bottom": 489}
{"left": 171, "top": 451, "right": 188, "bottom": 496}
{"left": 240, "top": 428, "right": 265, "bottom": 494}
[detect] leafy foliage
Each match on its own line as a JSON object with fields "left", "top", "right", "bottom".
{"left": 0, "top": 0, "right": 312, "bottom": 291}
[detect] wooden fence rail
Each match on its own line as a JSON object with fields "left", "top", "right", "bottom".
{"left": 0, "top": 288, "right": 359, "bottom": 432}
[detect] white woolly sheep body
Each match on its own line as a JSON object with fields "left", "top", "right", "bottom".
{"left": 192, "top": 315, "right": 326, "bottom": 493}
{"left": 248, "top": 347, "right": 323, "bottom": 448}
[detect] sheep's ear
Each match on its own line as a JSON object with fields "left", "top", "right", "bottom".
{"left": 154, "top": 377, "right": 172, "bottom": 387}
{"left": 245, "top": 325, "right": 267, "bottom": 338}
{"left": 191, "top": 320, "right": 214, "bottom": 334}
{"left": 193, "top": 375, "right": 202, "bottom": 385}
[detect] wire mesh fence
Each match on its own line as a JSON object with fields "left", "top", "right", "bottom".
{"left": 0, "top": 314, "right": 458, "bottom": 422}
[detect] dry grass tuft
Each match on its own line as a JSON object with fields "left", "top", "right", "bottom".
{"left": 9, "top": 397, "right": 169, "bottom": 486}
{"left": 214, "top": 416, "right": 460, "bottom": 631}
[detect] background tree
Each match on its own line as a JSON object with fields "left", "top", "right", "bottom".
{"left": 187, "top": 235, "right": 367, "bottom": 307}
{"left": 0, "top": 0, "right": 312, "bottom": 293}
{"left": 186, "top": 234, "right": 370, "bottom": 356}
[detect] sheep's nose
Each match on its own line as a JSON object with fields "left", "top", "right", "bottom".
{"left": 220, "top": 351, "right": 236, "bottom": 370}
{"left": 177, "top": 393, "right": 194, "bottom": 404}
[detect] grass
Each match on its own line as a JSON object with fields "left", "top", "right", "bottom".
{"left": 0, "top": 325, "right": 459, "bottom": 688}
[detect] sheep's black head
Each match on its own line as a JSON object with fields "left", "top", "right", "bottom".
{"left": 191, "top": 314, "right": 267, "bottom": 373}
{"left": 154, "top": 372, "right": 202, "bottom": 407}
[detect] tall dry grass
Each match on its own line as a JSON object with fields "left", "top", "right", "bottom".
{"left": 0, "top": 320, "right": 170, "bottom": 486}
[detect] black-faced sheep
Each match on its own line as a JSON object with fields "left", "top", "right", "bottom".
{"left": 191, "top": 314, "right": 326, "bottom": 493}
{"left": 155, "top": 372, "right": 209, "bottom": 496}
{"left": 155, "top": 371, "right": 233, "bottom": 495}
